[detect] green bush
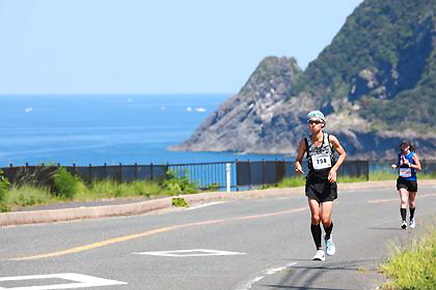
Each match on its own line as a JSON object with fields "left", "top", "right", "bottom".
{"left": 53, "top": 167, "right": 79, "bottom": 199}
{"left": 204, "top": 182, "right": 220, "bottom": 192}
{"left": 165, "top": 170, "right": 198, "bottom": 194}
{"left": 172, "top": 197, "right": 188, "bottom": 207}
{"left": 0, "top": 170, "right": 11, "bottom": 212}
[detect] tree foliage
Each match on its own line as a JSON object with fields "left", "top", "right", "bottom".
{"left": 290, "top": 0, "right": 436, "bottom": 132}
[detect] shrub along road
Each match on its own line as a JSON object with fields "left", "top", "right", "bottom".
{"left": 0, "top": 181, "right": 435, "bottom": 289}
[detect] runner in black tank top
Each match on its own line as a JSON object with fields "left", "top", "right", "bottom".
{"left": 295, "top": 110, "right": 347, "bottom": 261}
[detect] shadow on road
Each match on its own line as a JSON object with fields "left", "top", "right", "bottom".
{"left": 366, "top": 227, "right": 403, "bottom": 231}
{"left": 262, "top": 285, "right": 352, "bottom": 290}
{"left": 259, "top": 258, "right": 384, "bottom": 290}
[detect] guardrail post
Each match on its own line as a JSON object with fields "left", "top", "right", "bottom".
{"left": 262, "top": 159, "right": 265, "bottom": 187}
{"left": 247, "top": 159, "right": 251, "bottom": 190}
{"left": 235, "top": 159, "right": 239, "bottom": 191}
{"left": 356, "top": 159, "right": 361, "bottom": 178}
{"left": 119, "top": 162, "right": 122, "bottom": 183}
{"left": 226, "top": 163, "right": 231, "bottom": 192}
{"left": 365, "top": 160, "right": 369, "bottom": 181}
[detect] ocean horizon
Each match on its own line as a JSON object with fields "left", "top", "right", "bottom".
{"left": 0, "top": 94, "right": 289, "bottom": 167}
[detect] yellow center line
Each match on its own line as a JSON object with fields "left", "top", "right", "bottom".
{"left": 10, "top": 206, "right": 307, "bottom": 261}
{"left": 368, "top": 192, "right": 436, "bottom": 204}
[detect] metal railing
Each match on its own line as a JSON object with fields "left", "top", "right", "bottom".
{"left": 168, "top": 161, "right": 236, "bottom": 191}
{"left": 1, "top": 159, "right": 435, "bottom": 192}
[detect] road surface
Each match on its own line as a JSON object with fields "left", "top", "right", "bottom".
{"left": 1, "top": 183, "right": 435, "bottom": 290}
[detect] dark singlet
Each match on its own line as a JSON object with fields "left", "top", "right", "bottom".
{"left": 304, "top": 132, "right": 336, "bottom": 182}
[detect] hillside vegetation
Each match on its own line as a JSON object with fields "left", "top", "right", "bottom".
{"left": 172, "top": 0, "right": 436, "bottom": 159}
{"left": 295, "top": 0, "right": 436, "bottom": 132}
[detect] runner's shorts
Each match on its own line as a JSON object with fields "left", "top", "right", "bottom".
{"left": 305, "top": 181, "right": 338, "bottom": 203}
{"left": 396, "top": 177, "right": 418, "bottom": 192}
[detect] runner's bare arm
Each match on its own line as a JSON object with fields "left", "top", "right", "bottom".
{"left": 411, "top": 153, "right": 422, "bottom": 171}
{"left": 391, "top": 156, "right": 401, "bottom": 169}
{"left": 328, "top": 134, "right": 346, "bottom": 182}
{"left": 295, "top": 138, "right": 306, "bottom": 174}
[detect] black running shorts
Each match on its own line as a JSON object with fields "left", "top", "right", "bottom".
{"left": 396, "top": 177, "right": 418, "bottom": 192}
{"left": 305, "top": 180, "right": 338, "bottom": 203}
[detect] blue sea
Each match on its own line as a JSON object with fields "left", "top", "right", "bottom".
{"left": 0, "top": 94, "right": 288, "bottom": 166}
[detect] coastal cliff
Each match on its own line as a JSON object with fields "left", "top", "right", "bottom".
{"left": 171, "top": 0, "right": 436, "bottom": 159}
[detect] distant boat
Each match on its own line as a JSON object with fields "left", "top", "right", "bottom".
{"left": 186, "top": 107, "right": 193, "bottom": 112}
{"left": 196, "top": 107, "right": 206, "bottom": 113}
{"left": 24, "top": 107, "right": 33, "bottom": 113}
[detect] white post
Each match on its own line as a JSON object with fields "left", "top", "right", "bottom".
{"left": 226, "top": 163, "right": 231, "bottom": 192}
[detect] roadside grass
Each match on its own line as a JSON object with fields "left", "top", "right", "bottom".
{"left": 1, "top": 170, "right": 198, "bottom": 211}
{"left": 380, "top": 229, "right": 436, "bottom": 290}
{"left": 3, "top": 179, "right": 187, "bottom": 211}
{"left": 277, "top": 172, "right": 435, "bottom": 185}
{"left": 276, "top": 176, "right": 306, "bottom": 188}
{"left": 420, "top": 172, "right": 436, "bottom": 180}
{"left": 369, "top": 171, "right": 397, "bottom": 181}
{"left": 5, "top": 185, "right": 54, "bottom": 210}
{"left": 74, "top": 179, "right": 165, "bottom": 200}
{"left": 369, "top": 171, "right": 436, "bottom": 181}
{"left": 337, "top": 176, "right": 367, "bottom": 183}
{"left": 2, "top": 170, "right": 435, "bottom": 212}
{"left": 276, "top": 172, "right": 395, "bottom": 187}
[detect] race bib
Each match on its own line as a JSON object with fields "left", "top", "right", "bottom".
{"left": 311, "top": 153, "right": 332, "bottom": 170}
{"left": 399, "top": 168, "right": 412, "bottom": 178}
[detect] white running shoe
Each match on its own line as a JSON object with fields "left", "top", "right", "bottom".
{"left": 401, "top": 220, "right": 408, "bottom": 230}
{"left": 409, "top": 217, "right": 415, "bottom": 229}
{"left": 313, "top": 249, "right": 325, "bottom": 261}
{"left": 325, "top": 237, "right": 336, "bottom": 256}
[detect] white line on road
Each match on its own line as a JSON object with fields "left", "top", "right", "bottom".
{"left": 11, "top": 206, "right": 307, "bottom": 261}
{"left": 368, "top": 192, "right": 436, "bottom": 203}
{"left": 235, "top": 262, "right": 297, "bottom": 290}
{"left": 0, "top": 273, "right": 127, "bottom": 290}
{"left": 134, "top": 249, "right": 246, "bottom": 257}
{"left": 183, "top": 201, "right": 229, "bottom": 211}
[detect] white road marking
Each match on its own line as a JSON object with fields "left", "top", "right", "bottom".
{"left": 12, "top": 206, "right": 307, "bottom": 261}
{"left": 0, "top": 273, "right": 127, "bottom": 290}
{"left": 368, "top": 192, "right": 436, "bottom": 203}
{"left": 235, "top": 262, "right": 297, "bottom": 290}
{"left": 133, "top": 249, "right": 246, "bottom": 257}
{"left": 183, "top": 201, "right": 229, "bottom": 211}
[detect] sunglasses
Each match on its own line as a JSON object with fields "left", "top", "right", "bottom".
{"left": 308, "top": 120, "right": 322, "bottom": 125}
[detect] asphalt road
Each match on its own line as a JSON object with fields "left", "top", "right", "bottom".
{"left": 1, "top": 184, "right": 435, "bottom": 290}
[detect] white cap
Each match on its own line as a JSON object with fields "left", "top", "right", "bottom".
{"left": 307, "top": 110, "right": 326, "bottom": 123}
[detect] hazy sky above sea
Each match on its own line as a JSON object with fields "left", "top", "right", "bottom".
{"left": 0, "top": 0, "right": 364, "bottom": 95}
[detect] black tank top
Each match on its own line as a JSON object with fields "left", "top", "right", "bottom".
{"left": 305, "top": 133, "right": 336, "bottom": 182}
